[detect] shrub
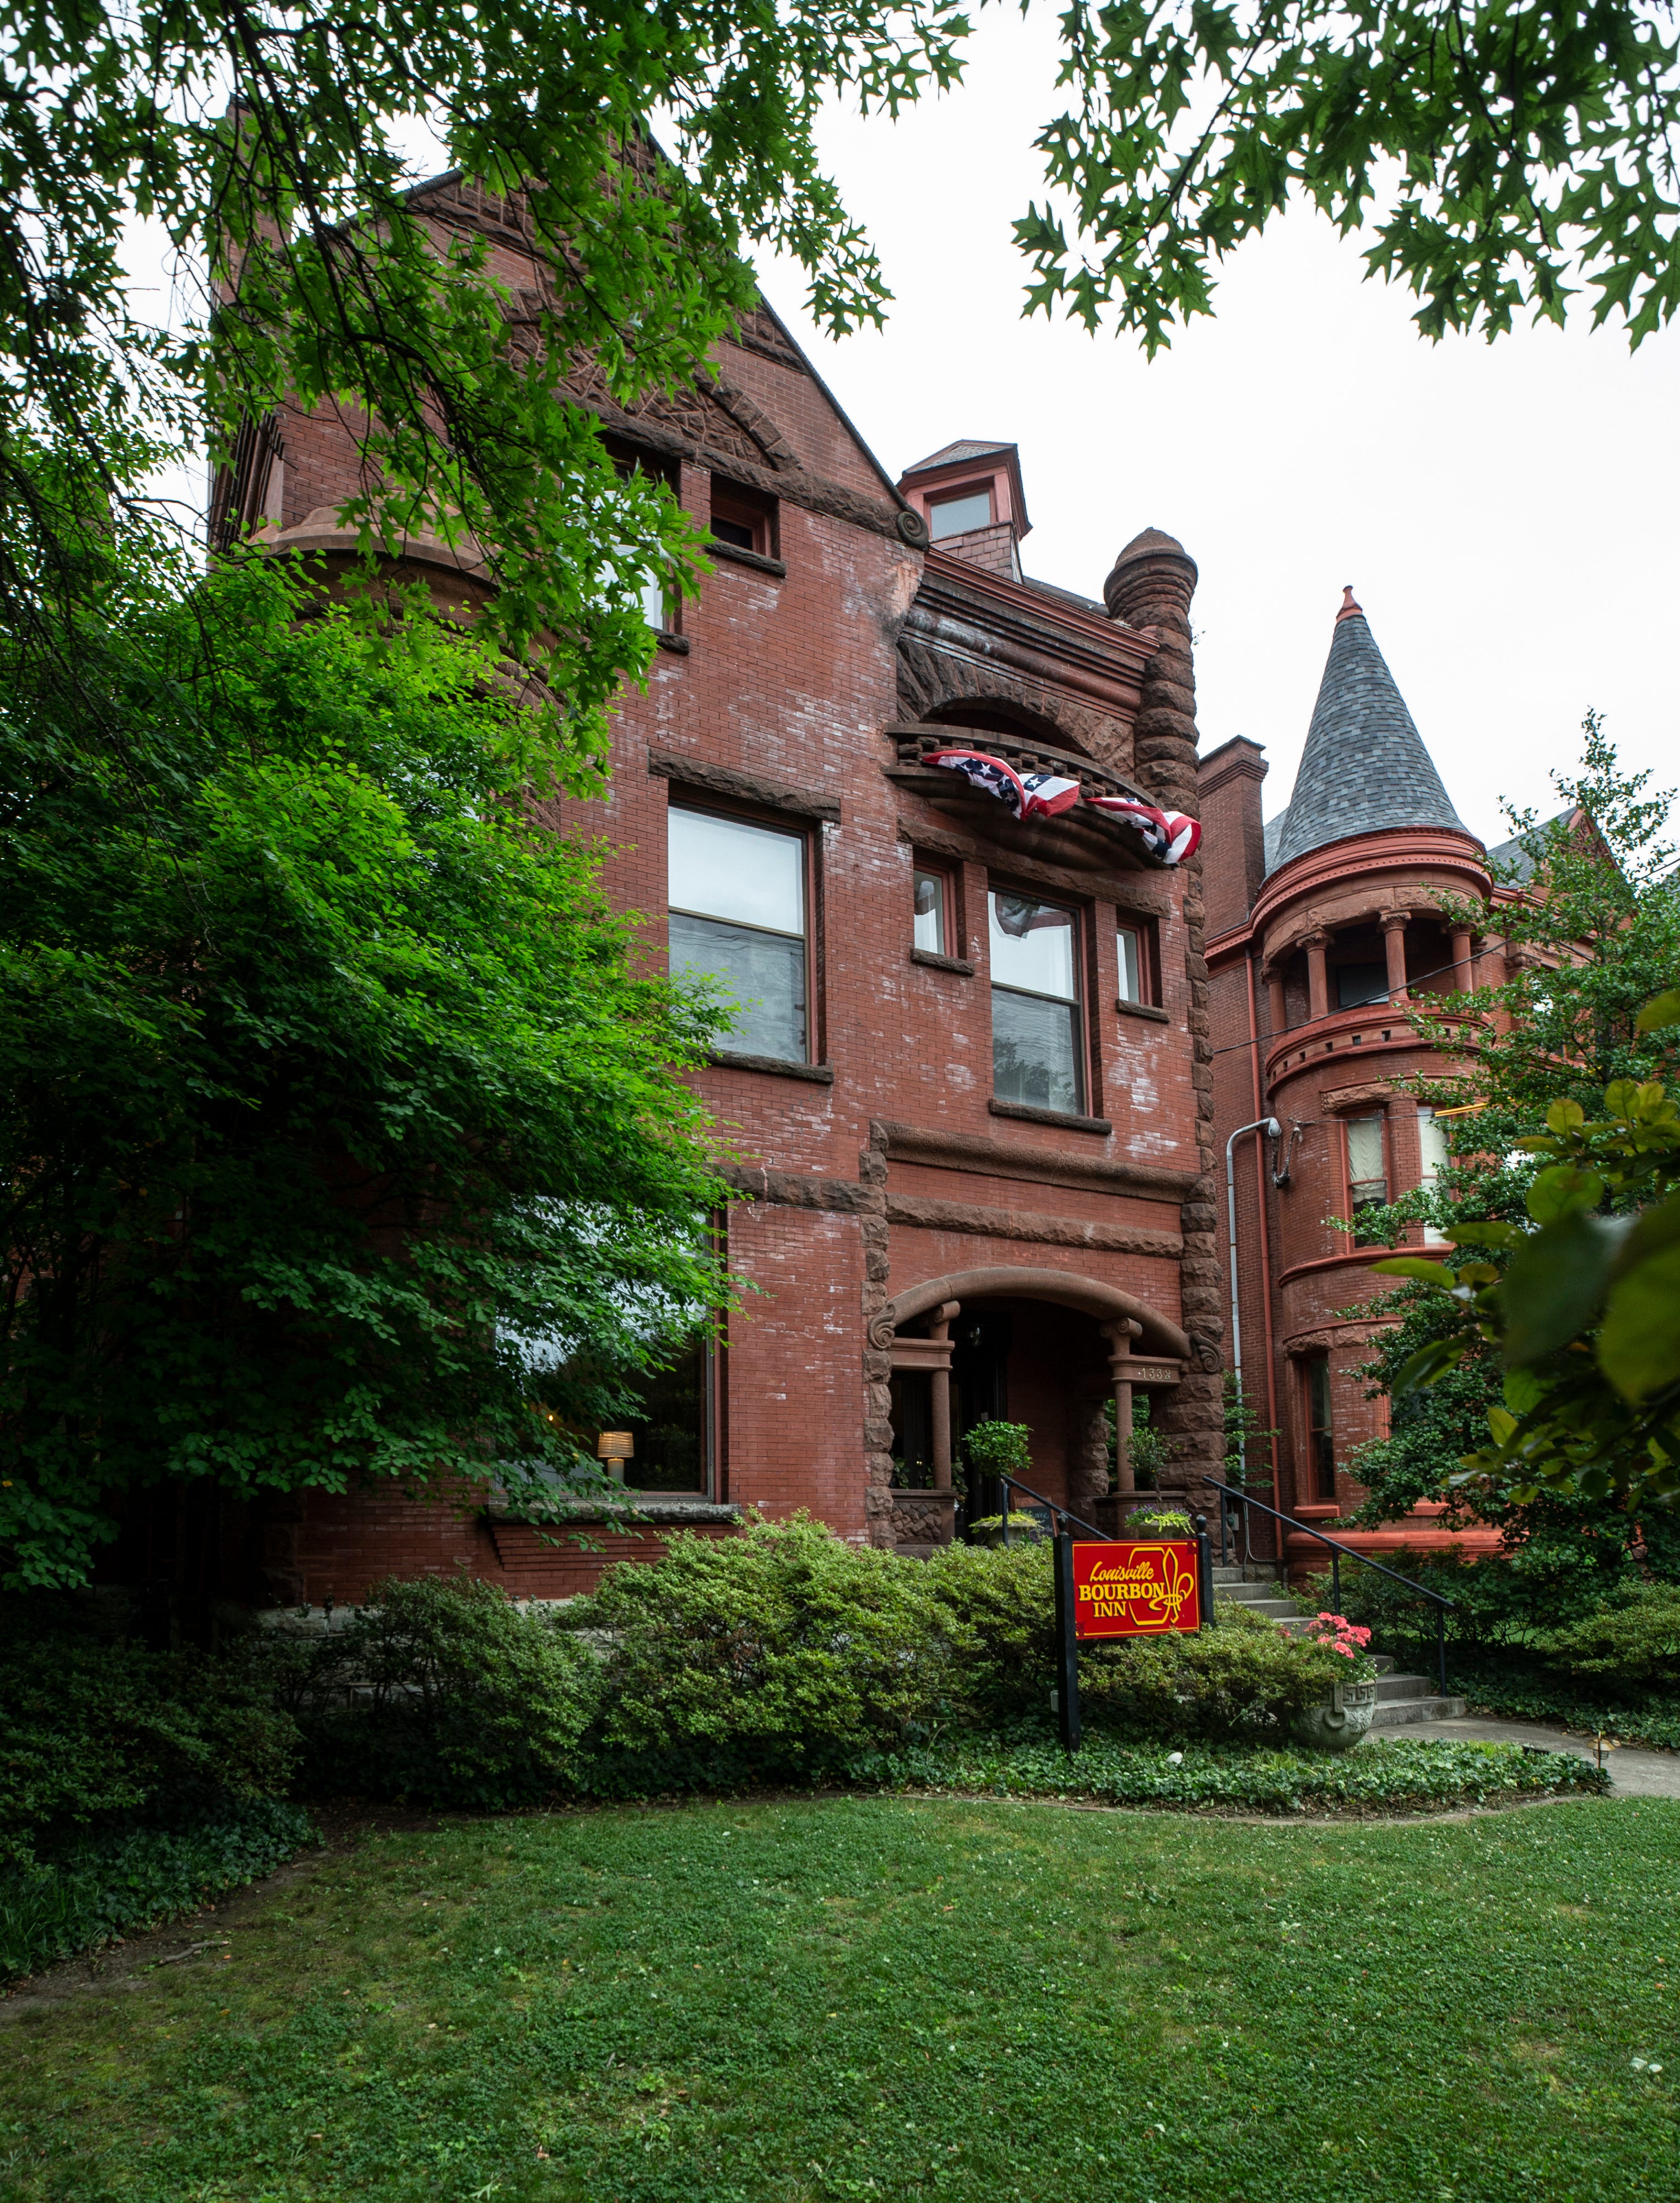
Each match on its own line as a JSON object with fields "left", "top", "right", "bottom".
{"left": 1123, "top": 1507, "right": 1194, "bottom": 1537}
{"left": 1540, "top": 1582, "right": 1680, "bottom": 1688}
{"left": 920, "top": 1540, "right": 1346, "bottom": 1744}
{"left": 286, "top": 1575, "right": 601, "bottom": 1809}
{"left": 0, "top": 1615, "right": 301, "bottom": 1870}
{"left": 573, "top": 1517, "right": 971, "bottom": 1788}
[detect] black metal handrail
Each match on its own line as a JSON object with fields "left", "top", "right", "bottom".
{"left": 1201, "top": 1478, "right": 1455, "bottom": 1697}
{"left": 993, "top": 1471, "right": 1110, "bottom": 1544}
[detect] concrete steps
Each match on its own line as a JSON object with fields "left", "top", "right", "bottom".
{"left": 1212, "top": 1568, "right": 1468, "bottom": 1722}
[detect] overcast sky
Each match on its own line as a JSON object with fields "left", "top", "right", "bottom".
{"left": 760, "top": 10, "right": 1680, "bottom": 852}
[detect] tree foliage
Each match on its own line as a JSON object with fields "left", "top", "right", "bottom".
{"left": 1360, "top": 726, "right": 1680, "bottom": 1514}
{"left": 1020, "top": 0, "right": 1680, "bottom": 353}
{"left": 0, "top": 495, "right": 729, "bottom": 1589}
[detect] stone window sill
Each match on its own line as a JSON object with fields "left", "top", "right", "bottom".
{"left": 654, "top": 630, "right": 690, "bottom": 654}
{"left": 708, "top": 540, "right": 787, "bottom": 579}
{"left": 709, "top": 1049, "right": 835, "bottom": 1084}
{"left": 911, "top": 947, "right": 976, "bottom": 977}
{"left": 1116, "top": 997, "right": 1170, "bottom": 1023}
{"left": 989, "top": 1099, "right": 1113, "bottom": 1137}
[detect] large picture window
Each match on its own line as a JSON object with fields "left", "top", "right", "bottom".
{"left": 989, "top": 890, "right": 1083, "bottom": 1113}
{"left": 1345, "top": 1112, "right": 1388, "bottom": 1213}
{"left": 668, "top": 807, "right": 807, "bottom": 1061}
{"left": 1417, "top": 1104, "right": 1450, "bottom": 1246}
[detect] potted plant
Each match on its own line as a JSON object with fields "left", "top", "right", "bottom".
{"left": 1122, "top": 1507, "right": 1195, "bottom": 1541}
{"left": 1292, "top": 1612, "right": 1380, "bottom": 1752}
{"left": 960, "top": 1419, "right": 1033, "bottom": 1534}
{"left": 967, "top": 1511, "right": 1047, "bottom": 1549}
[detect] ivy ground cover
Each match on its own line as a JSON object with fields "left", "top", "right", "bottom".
{"left": 1, "top": 1793, "right": 1675, "bottom": 2202}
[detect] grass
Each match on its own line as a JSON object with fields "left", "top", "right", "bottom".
{"left": 2, "top": 1790, "right": 1678, "bottom": 2202}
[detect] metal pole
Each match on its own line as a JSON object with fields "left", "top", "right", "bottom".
{"left": 1437, "top": 1605, "right": 1447, "bottom": 1699}
{"left": 1331, "top": 1550, "right": 1341, "bottom": 1615}
{"left": 1194, "top": 1513, "right": 1212, "bottom": 1632}
{"left": 1225, "top": 1117, "right": 1281, "bottom": 1489}
{"left": 1001, "top": 1473, "right": 1011, "bottom": 1548}
{"left": 1053, "top": 1517, "right": 1081, "bottom": 1754}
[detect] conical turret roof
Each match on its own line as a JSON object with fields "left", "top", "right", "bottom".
{"left": 1270, "top": 589, "right": 1467, "bottom": 873}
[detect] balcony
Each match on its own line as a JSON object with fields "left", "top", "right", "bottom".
{"left": 885, "top": 721, "right": 1166, "bottom": 875}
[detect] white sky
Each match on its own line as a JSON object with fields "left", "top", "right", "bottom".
{"left": 759, "top": 10, "right": 1680, "bottom": 850}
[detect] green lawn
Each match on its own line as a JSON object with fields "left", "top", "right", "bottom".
{"left": 2, "top": 1793, "right": 1677, "bottom": 2203}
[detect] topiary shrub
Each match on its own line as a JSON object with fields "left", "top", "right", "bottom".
{"left": 286, "top": 1575, "right": 602, "bottom": 1809}
{"left": 0, "top": 1615, "right": 301, "bottom": 1871}
{"left": 571, "top": 1516, "right": 972, "bottom": 1789}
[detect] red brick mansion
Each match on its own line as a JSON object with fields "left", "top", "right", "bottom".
{"left": 186, "top": 181, "right": 1535, "bottom": 1607}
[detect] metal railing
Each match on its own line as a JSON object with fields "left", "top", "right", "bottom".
{"left": 992, "top": 1470, "right": 1110, "bottom": 1544}
{"left": 1200, "top": 1478, "right": 1456, "bottom": 1697}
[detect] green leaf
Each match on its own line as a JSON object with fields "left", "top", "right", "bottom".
{"left": 1370, "top": 1257, "right": 1459, "bottom": 1287}
{"left": 1502, "top": 1210, "right": 1634, "bottom": 1366}
{"left": 1447, "top": 1220, "right": 1525, "bottom": 1249}
{"left": 1599, "top": 1246, "right": 1680, "bottom": 1402}
{"left": 1502, "top": 1368, "right": 1544, "bottom": 1414}
{"left": 1525, "top": 1166, "right": 1605, "bottom": 1224}
{"left": 1635, "top": 990, "right": 1680, "bottom": 1034}
{"left": 1391, "top": 1337, "right": 1469, "bottom": 1396}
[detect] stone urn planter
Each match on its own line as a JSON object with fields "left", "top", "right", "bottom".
{"left": 1293, "top": 1679, "right": 1380, "bottom": 1753}
{"left": 969, "top": 1513, "right": 1046, "bottom": 1549}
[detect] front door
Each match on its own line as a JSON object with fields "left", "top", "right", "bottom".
{"left": 952, "top": 1310, "right": 1011, "bottom": 1531}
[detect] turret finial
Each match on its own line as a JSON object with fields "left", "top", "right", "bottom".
{"left": 1337, "top": 584, "right": 1363, "bottom": 622}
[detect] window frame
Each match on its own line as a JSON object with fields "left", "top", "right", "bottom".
{"left": 606, "top": 438, "right": 681, "bottom": 635}
{"left": 911, "top": 859, "right": 955, "bottom": 959}
{"left": 666, "top": 797, "right": 816, "bottom": 1066}
{"left": 708, "top": 475, "right": 779, "bottom": 560}
{"left": 1342, "top": 1109, "right": 1390, "bottom": 1219}
{"left": 1115, "top": 916, "right": 1161, "bottom": 1008}
{"left": 1304, "top": 1352, "right": 1337, "bottom": 1502}
{"left": 987, "top": 881, "right": 1088, "bottom": 1116}
{"left": 926, "top": 482, "right": 995, "bottom": 540}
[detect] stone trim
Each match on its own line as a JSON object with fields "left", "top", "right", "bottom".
{"left": 893, "top": 821, "right": 1168, "bottom": 913}
{"left": 989, "top": 1098, "right": 1113, "bottom": 1137}
{"left": 909, "top": 947, "right": 976, "bottom": 977}
{"left": 1115, "top": 997, "right": 1171, "bottom": 1024}
{"left": 707, "top": 540, "right": 788, "bottom": 579}
{"left": 719, "top": 1163, "right": 874, "bottom": 1212}
{"left": 875, "top": 1264, "right": 1192, "bottom": 1361}
{"left": 876, "top": 1118, "right": 1196, "bottom": 1201}
{"left": 649, "top": 747, "right": 841, "bottom": 822}
{"left": 885, "top": 1191, "right": 1182, "bottom": 1258}
{"left": 708, "top": 1049, "right": 835, "bottom": 1084}
{"left": 654, "top": 631, "right": 691, "bottom": 655}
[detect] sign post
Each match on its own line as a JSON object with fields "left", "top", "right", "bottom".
{"left": 1052, "top": 1521, "right": 1082, "bottom": 1754}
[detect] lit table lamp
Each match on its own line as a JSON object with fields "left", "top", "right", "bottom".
{"left": 597, "top": 1430, "right": 634, "bottom": 1484}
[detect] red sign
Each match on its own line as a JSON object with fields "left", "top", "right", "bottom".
{"left": 1072, "top": 1539, "right": 1201, "bottom": 1638}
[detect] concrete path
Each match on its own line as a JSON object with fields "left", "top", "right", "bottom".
{"left": 1397, "top": 1715, "right": 1680, "bottom": 1799}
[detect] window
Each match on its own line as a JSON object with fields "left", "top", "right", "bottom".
{"left": 620, "top": 1329, "right": 713, "bottom": 1494}
{"left": 989, "top": 890, "right": 1083, "bottom": 1113}
{"left": 913, "top": 865, "right": 950, "bottom": 956}
{"left": 1345, "top": 1112, "right": 1388, "bottom": 1213}
{"left": 609, "top": 447, "right": 676, "bottom": 630}
{"left": 1417, "top": 1104, "right": 1450, "bottom": 1246}
{"left": 1336, "top": 961, "right": 1389, "bottom": 1009}
{"left": 1117, "top": 923, "right": 1145, "bottom": 1005}
{"left": 927, "top": 487, "right": 992, "bottom": 540}
{"left": 1305, "top": 1353, "right": 1336, "bottom": 1500}
{"left": 709, "top": 479, "right": 776, "bottom": 558}
{"left": 668, "top": 807, "right": 807, "bottom": 1061}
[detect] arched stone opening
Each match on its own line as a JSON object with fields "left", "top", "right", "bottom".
{"left": 873, "top": 1268, "right": 1190, "bottom": 1549}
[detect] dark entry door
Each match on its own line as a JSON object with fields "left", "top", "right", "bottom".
{"left": 952, "top": 1309, "right": 1011, "bottom": 1531}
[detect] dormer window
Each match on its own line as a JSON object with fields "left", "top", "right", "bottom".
{"left": 928, "top": 487, "right": 993, "bottom": 540}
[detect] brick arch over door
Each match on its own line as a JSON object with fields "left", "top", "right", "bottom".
{"left": 873, "top": 1266, "right": 1190, "bottom": 1361}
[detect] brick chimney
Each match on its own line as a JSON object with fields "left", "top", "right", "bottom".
{"left": 1197, "top": 736, "right": 1269, "bottom": 936}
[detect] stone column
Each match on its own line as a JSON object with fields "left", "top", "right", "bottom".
{"left": 1450, "top": 924, "right": 1475, "bottom": 995}
{"left": 1303, "top": 931, "right": 1330, "bottom": 1021}
{"left": 1103, "top": 1318, "right": 1145, "bottom": 1494}
{"left": 1381, "top": 911, "right": 1409, "bottom": 1004}
{"left": 1103, "top": 529, "right": 1224, "bottom": 1500}
{"left": 928, "top": 1300, "right": 960, "bottom": 1490}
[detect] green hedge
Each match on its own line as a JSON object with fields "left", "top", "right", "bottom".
{"left": 0, "top": 1797, "right": 316, "bottom": 1982}
{"left": 844, "top": 1733, "right": 1611, "bottom": 1815}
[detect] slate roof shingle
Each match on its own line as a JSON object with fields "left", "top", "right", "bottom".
{"left": 1269, "top": 604, "right": 1468, "bottom": 873}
